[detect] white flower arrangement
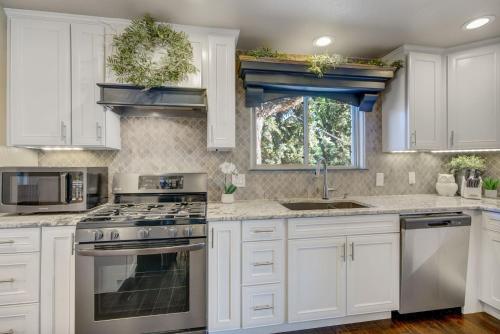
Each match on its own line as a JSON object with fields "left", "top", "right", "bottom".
{"left": 219, "top": 162, "right": 238, "bottom": 194}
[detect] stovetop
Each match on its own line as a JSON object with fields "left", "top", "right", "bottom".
{"left": 80, "top": 202, "right": 207, "bottom": 224}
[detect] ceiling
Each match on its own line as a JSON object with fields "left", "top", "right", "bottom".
{"left": 2, "top": 0, "right": 500, "bottom": 58}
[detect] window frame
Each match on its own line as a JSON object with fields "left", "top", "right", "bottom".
{"left": 249, "top": 96, "right": 366, "bottom": 171}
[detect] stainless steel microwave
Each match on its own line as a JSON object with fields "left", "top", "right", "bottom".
{"left": 0, "top": 167, "right": 108, "bottom": 214}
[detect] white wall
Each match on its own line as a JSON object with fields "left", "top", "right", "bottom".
{"left": 0, "top": 5, "right": 38, "bottom": 166}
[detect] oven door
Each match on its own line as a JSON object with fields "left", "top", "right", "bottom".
{"left": 76, "top": 238, "right": 207, "bottom": 334}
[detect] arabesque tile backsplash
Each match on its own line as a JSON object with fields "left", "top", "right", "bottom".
{"left": 39, "top": 81, "right": 449, "bottom": 201}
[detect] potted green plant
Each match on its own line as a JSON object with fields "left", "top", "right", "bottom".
{"left": 446, "top": 155, "right": 486, "bottom": 194}
{"left": 483, "top": 177, "right": 499, "bottom": 198}
{"left": 219, "top": 162, "right": 238, "bottom": 204}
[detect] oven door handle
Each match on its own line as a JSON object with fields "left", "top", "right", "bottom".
{"left": 76, "top": 242, "right": 206, "bottom": 257}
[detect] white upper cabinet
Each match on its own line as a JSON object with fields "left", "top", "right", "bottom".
{"left": 207, "top": 35, "right": 236, "bottom": 150}
{"left": 448, "top": 44, "right": 500, "bottom": 149}
{"left": 9, "top": 17, "right": 72, "bottom": 146}
{"left": 71, "top": 23, "right": 120, "bottom": 149}
{"left": 382, "top": 48, "right": 446, "bottom": 151}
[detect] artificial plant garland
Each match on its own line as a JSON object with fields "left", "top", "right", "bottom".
{"left": 107, "top": 14, "right": 198, "bottom": 89}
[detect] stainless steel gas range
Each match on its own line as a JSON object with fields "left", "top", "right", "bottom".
{"left": 75, "top": 173, "right": 208, "bottom": 334}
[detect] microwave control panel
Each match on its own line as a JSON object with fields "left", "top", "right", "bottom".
{"left": 70, "top": 172, "right": 85, "bottom": 202}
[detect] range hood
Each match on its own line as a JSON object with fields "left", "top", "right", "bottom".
{"left": 97, "top": 83, "right": 207, "bottom": 117}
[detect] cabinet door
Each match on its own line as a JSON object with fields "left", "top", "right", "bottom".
{"left": 346, "top": 234, "right": 399, "bottom": 315}
{"left": 408, "top": 52, "right": 445, "bottom": 150}
{"left": 288, "top": 237, "right": 346, "bottom": 322}
{"left": 242, "top": 284, "right": 284, "bottom": 328}
{"left": 0, "top": 253, "right": 39, "bottom": 305}
{"left": 71, "top": 23, "right": 106, "bottom": 147}
{"left": 207, "top": 35, "right": 236, "bottom": 150}
{"left": 448, "top": 44, "right": 500, "bottom": 149}
{"left": 208, "top": 221, "right": 241, "bottom": 331}
{"left": 0, "top": 303, "right": 39, "bottom": 334}
{"left": 40, "top": 226, "right": 75, "bottom": 334}
{"left": 9, "top": 17, "right": 71, "bottom": 146}
{"left": 242, "top": 240, "right": 284, "bottom": 285}
{"left": 480, "top": 229, "right": 500, "bottom": 309}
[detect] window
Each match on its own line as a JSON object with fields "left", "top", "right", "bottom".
{"left": 252, "top": 96, "right": 365, "bottom": 170}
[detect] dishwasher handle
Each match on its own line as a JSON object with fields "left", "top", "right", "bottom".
{"left": 401, "top": 214, "right": 471, "bottom": 229}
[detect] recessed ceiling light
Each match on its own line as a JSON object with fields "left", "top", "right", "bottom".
{"left": 313, "top": 36, "right": 333, "bottom": 47}
{"left": 463, "top": 16, "right": 495, "bottom": 30}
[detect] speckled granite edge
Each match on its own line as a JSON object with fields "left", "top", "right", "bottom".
{"left": 0, "top": 213, "right": 83, "bottom": 229}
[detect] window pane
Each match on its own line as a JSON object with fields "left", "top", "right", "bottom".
{"left": 307, "top": 97, "right": 353, "bottom": 166}
{"left": 255, "top": 97, "right": 305, "bottom": 165}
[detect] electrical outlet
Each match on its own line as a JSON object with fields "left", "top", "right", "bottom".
{"left": 409, "top": 171, "right": 416, "bottom": 185}
{"left": 376, "top": 173, "right": 384, "bottom": 187}
{"left": 232, "top": 174, "right": 246, "bottom": 187}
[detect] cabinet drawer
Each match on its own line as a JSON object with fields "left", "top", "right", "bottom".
{"left": 242, "top": 240, "right": 284, "bottom": 285}
{"left": 288, "top": 214, "right": 399, "bottom": 239}
{"left": 0, "top": 253, "right": 40, "bottom": 305}
{"left": 0, "top": 228, "right": 40, "bottom": 253}
{"left": 242, "top": 284, "right": 284, "bottom": 328}
{"left": 484, "top": 212, "right": 500, "bottom": 233}
{"left": 242, "top": 220, "right": 285, "bottom": 241}
{"left": 0, "top": 303, "right": 39, "bottom": 334}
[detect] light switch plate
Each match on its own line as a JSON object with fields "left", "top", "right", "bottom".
{"left": 376, "top": 173, "right": 384, "bottom": 187}
{"left": 232, "top": 174, "right": 246, "bottom": 187}
{"left": 409, "top": 171, "right": 416, "bottom": 185}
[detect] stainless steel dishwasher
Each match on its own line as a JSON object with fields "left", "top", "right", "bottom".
{"left": 399, "top": 213, "right": 471, "bottom": 314}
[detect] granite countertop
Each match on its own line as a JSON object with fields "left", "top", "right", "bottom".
{"left": 2, "top": 194, "right": 500, "bottom": 228}
{"left": 0, "top": 213, "right": 84, "bottom": 228}
{"left": 206, "top": 194, "right": 500, "bottom": 221}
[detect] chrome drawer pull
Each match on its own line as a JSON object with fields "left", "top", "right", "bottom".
{"left": 0, "top": 278, "right": 15, "bottom": 284}
{"left": 253, "top": 229, "right": 274, "bottom": 233}
{"left": 253, "top": 305, "right": 273, "bottom": 311}
{"left": 0, "top": 240, "right": 15, "bottom": 245}
{"left": 252, "top": 261, "right": 273, "bottom": 266}
{"left": 0, "top": 329, "right": 14, "bottom": 334}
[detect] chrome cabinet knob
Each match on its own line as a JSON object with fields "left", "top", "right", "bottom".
{"left": 92, "top": 230, "right": 104, "bottom": 241}
{"left": 110, "top": 230, "right": 120, "bottom": 240}
{"left": 138, "top": 229, "right": 150, "bottom": 239}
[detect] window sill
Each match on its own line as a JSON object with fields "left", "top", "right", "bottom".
{"left": 249, "top": 165, "right": 368, "bottom": 172}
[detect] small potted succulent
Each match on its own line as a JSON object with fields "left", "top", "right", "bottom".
{"left": 219, "top": 162, "right": 238, "bottom": 204}
{"left": 483, "top": 177, "right": 499, "bottom": 199}
{"left": 446, "top": 155, "right": 486, "bottom": 194}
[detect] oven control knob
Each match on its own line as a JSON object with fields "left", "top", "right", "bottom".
{"left": 92, "top": 230, "right": 104, "bottom": 241}
{"left": 110, "top": 230, "right": 120, "bottom": 240}
{"left": 138, "top": 229, "right": 149, "bottom": 239}
{"left": 168, "top": 227, "right": 177, "bottom": 237}
{"left": 184, "top": 226, "right": 193, "bottom": 237}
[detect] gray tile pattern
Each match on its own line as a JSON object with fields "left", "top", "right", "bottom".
{"left": 39, "top": 80, "right": 447, "bottom": 201}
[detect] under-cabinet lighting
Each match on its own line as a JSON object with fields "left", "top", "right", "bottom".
{"left": 388, "top": 150, "right": 418, "bottom": 153}
{"left": 40, "top": 147, "right": 84, "bottom": 151}
{"left": 313, "top": 36, "right": 333, "bottom": 47}
{"left": 463, "top": 16, "right": 495, "bottom": 30}
{"left": 431, "top": 149, "right": 500, "bottom": 153}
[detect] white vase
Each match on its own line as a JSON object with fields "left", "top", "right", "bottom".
{"left": 221, "top": 193, "right": 235, "bottom": 204}
{"left": 484, "top": 189, "right": 498, "bottom": 199}
{"left": 436, "top": 182, "right": 458, "bottom": 197}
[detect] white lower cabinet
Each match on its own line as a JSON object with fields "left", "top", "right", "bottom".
{"left": 242, "top": 284, "right": 284, "bottom": 328}
{"left": 40, "top": 226, "right": 76, "bottom": 334}
{"left": 481, "top": 214, "right": 500, "bottom": 310}
{"left": 288, "top": 237, "right": 347, "bottom": 322}
{"left": 346, "top": 234, "right": 399, "bottom": 315}
{"left": 0, "top": 303, "right": 39, "bottom": 334}
{"left": 0, "top": 252, "right": 40, "bottom": 306}
{"left": 242, "top": 240, "right": 283, "bottom": 285}
{"left": 208, "top": 221, "right": 241, "bottom": 331}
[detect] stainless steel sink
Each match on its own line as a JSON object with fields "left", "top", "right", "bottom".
{"left": 280, "top": 200, "right": 370, "bottom": 211}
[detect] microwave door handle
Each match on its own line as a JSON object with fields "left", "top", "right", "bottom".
{"left": 77, "top": 242, "right": 206, "bottom": 257}
{"left": 60, "top": 173, "right": 67, "bottom": 204}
